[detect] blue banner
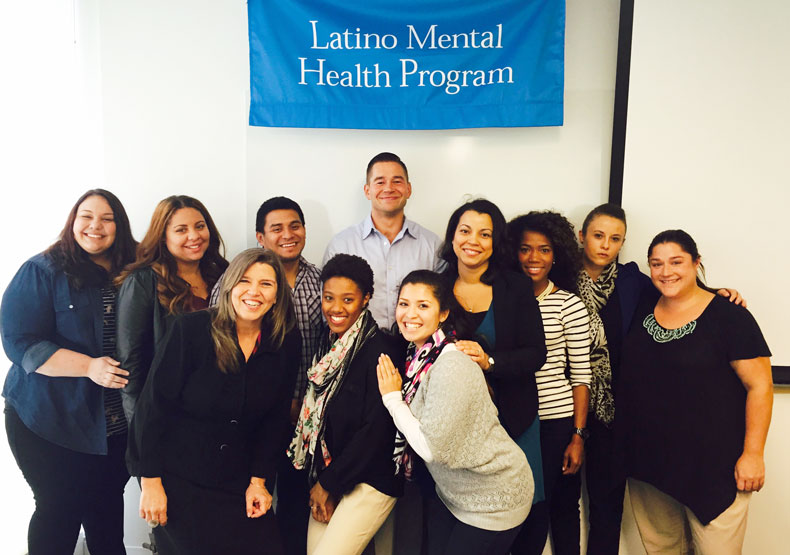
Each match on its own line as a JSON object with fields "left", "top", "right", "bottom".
{"left": 248, "top": 1, "right": 565, "bottom": 130}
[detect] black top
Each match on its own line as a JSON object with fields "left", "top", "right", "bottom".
{"left": 456, "top": 271, "right": 547, "bottom": 438}
{"left": 316, "top": 330, "right": 405, "bottom": 499}
{"left": 127, "top": 310, "right": 300, "bottom": 491}
{"left": 619, "top": 295, "right": 770, "bottom": 524}
{"left": 116, "top": 267, "right": 179, "bottom": 420}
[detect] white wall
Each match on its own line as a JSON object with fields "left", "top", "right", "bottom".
{"left": 3, "top": 0, "right": 785, "bottom": 553}
{"left": 621, "top": 2, "right": 790, "bottom": 554}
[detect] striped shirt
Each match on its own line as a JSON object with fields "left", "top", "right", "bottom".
{"left": 535, "top": 289, "right": 592, "bottom": 420}
{"left": 101, "top": 285, "right": 127, "bottom": 437}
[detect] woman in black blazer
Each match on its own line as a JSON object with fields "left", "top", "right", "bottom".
{"left": 127, "top": 248, "right": 299, "bottom": 555}
{"left": 288, "top": 254, "right": 403, "bottom": 555}
{"left": 439, "top": 199, "right": 547, "bottom": 554}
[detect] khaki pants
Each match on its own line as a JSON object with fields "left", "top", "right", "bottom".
{"left": 628, "top": 478, "right": 751, "bottom": 555}
{"left": 307, "top": 482, "right": 397, "bottom": 555}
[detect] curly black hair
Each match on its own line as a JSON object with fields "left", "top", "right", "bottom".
{"left": 320, "top": 253, "right": 375, "bottom": 298}
{"left": 507, "top": 210, "right": 582, "bottom": 294}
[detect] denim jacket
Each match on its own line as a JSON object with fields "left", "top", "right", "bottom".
{"left": 1, "top": 253, "right": 110, "bottom": 454}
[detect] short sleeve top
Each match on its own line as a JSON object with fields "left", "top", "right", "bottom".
{"left": 619, "top": 295, "right": 770, "bottom": 524}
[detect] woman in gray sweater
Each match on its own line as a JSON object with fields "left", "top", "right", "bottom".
{"left": 377, "top": 270, "right": 533, "bottom": 555}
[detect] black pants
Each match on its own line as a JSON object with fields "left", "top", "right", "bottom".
{"left": 5, "top": 405, "right": 129, "bottom": 555}
{"left": 584, "top": 417, "right": 625, "bottom": 555}
{"left": 275, "top": 454, "right": 310, "bottom": 555}
{"left": 426, "top": 494, "right": 522, "bottom": 555}
{"left": 511, "top": 417, "right": 581, "bottom": 555}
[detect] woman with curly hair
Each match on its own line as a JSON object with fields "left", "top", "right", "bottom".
{"left": 506, "top": 210, "right": 592, "bottom": 555}
{"left": 116, "top": 195, "right": 228, "bottom": 420}
{"left": 288, "top": 254, "right": 403, "bottom": 555}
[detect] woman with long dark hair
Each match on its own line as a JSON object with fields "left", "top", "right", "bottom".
{"left": 439, "top": 199, "right": 547, "bottom": 553}
{"left": 116, "top": 194, "right": 228, "bottom": 420}
{"left": 507, "top": 211, "right": 591, "bottom": 554}
{"left": 127, "top": 248, "right": 300, "bottom": 554}
{"left": 2, "top": 189, "right": 137, "bottom": 554}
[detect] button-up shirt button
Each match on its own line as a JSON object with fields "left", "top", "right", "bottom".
{"left": 219, "top": 443, "right": 229, "bottom": 451}
{"left": 68, "top": 304, "right": 74, "bottom": 309}
{"left": 230, "top": 419, "right": 238, "bottom": 425}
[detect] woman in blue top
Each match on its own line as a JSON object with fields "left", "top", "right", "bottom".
{"left": 439, "top": 199, "right": 547, "bottom": 555}
{"left": 1, "top": 189, "right": 137, "bottom": 554}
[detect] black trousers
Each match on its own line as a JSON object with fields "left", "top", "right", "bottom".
{"left": 584, "top": 417, "right": 625, "bottom": 555}
{"left": 511, "top": 417, "right": 582, "bottom": 555}
{"left": 426, "top": 494, "right": 522, "bottom": 555}
{"left": 275, "top": 454, "right": 310, "bottom": 555}
{"left": 5, "top": 405, "right": 129, "bottom": 555}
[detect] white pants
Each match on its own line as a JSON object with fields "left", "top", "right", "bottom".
{"left": 628, "top": 478, "right": 751, "bottom": 555}
{"left": 307, "top": 482, "right": 397, "bottom": 555}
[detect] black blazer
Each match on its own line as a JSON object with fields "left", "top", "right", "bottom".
{"left": 127, "top": 310, "right": 300, "bottom": 491}
{"left": 460, "top": 270, "right": 546, "bottom": 439}
{"left": 316, "top": 330, "right": 404, "bottom": 500}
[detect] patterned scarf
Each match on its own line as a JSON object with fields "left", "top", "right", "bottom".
{"left": 576, "top": 262, "right": 618, "bottom": 426}
{"left": 393, "top": 328, "right": 455, "bottom": 479}
{"left": 287, "top": 309, "right": 378, "bottom": 485}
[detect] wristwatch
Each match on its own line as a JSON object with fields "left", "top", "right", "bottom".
{"left": 572, "top": 427, "right": 589, "bottom": 441}
{"left": 486, "top": 355, "right": 495, "bottom": 371}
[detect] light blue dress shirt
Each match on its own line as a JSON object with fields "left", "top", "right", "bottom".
{"left": 323, "top": 215, "right": 445, "bottom": 329}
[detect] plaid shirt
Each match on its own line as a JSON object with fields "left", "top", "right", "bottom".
{"left": 290, "top": 258, "right": 322, "bottom": 400}
{"left": 209, "top": 256, "right": 322, "bottom": 401}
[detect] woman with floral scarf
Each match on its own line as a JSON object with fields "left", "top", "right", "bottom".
{"left": 288, "top": 254, "right": 403, "bottom": 555}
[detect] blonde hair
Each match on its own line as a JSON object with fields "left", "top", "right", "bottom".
{"left": 211, "top": 248, "right": 296, "bottom": 373}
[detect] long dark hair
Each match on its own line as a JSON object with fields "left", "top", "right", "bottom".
{"left": 46, "top": 189, "right": 137, "bottom": 288}
{"left": 508, "top": 210, "right": 582, "bottom": 294}
{"left": 117, "top": 195, "right": 228, "bottom": 314}
{"left": 439, "top": 198, "right": 512, "bottom": 285}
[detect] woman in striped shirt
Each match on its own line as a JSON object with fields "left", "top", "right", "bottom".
{"left": 507, "top": 210, "right": 592, "bottom": 555}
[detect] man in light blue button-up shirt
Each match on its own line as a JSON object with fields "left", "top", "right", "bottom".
{"left": 322, "top": 152, "right": 444, "bottom": 329}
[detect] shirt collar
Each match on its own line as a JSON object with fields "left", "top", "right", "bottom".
{"left": 360, "top": 214, "right": 417, "bottom": 240}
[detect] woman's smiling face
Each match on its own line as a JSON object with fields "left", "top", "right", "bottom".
{"left": 396, "top": 283, "right": 448, "bottom": 349}
{"left": 452, "top": 210, "right": 494, "bottom": 272}
{"left": 322, "top": 277, "right": 369, "bottom": 335}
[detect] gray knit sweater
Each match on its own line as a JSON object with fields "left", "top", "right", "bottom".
{"left": 383, "top": 346, "right": 533, "bottom": 531}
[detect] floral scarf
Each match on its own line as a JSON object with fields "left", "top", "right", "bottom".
{"left": 287, "top": 309, "right": 378, "bottom": 485}
{"left": 393, "top": 328, "right": 455, "bottom": 479}
{"left": 577, "top": 262, "right": 618, "bottom": 426}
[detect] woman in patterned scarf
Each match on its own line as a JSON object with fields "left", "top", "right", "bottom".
{"left": 377, "top": 270, "right": 533, "bottom": 555}
{"left": 288, "top": 253, "right": 403, "bottom": 555}
{"left": 576, "top": 204, "right": 744, "bottom": 555}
